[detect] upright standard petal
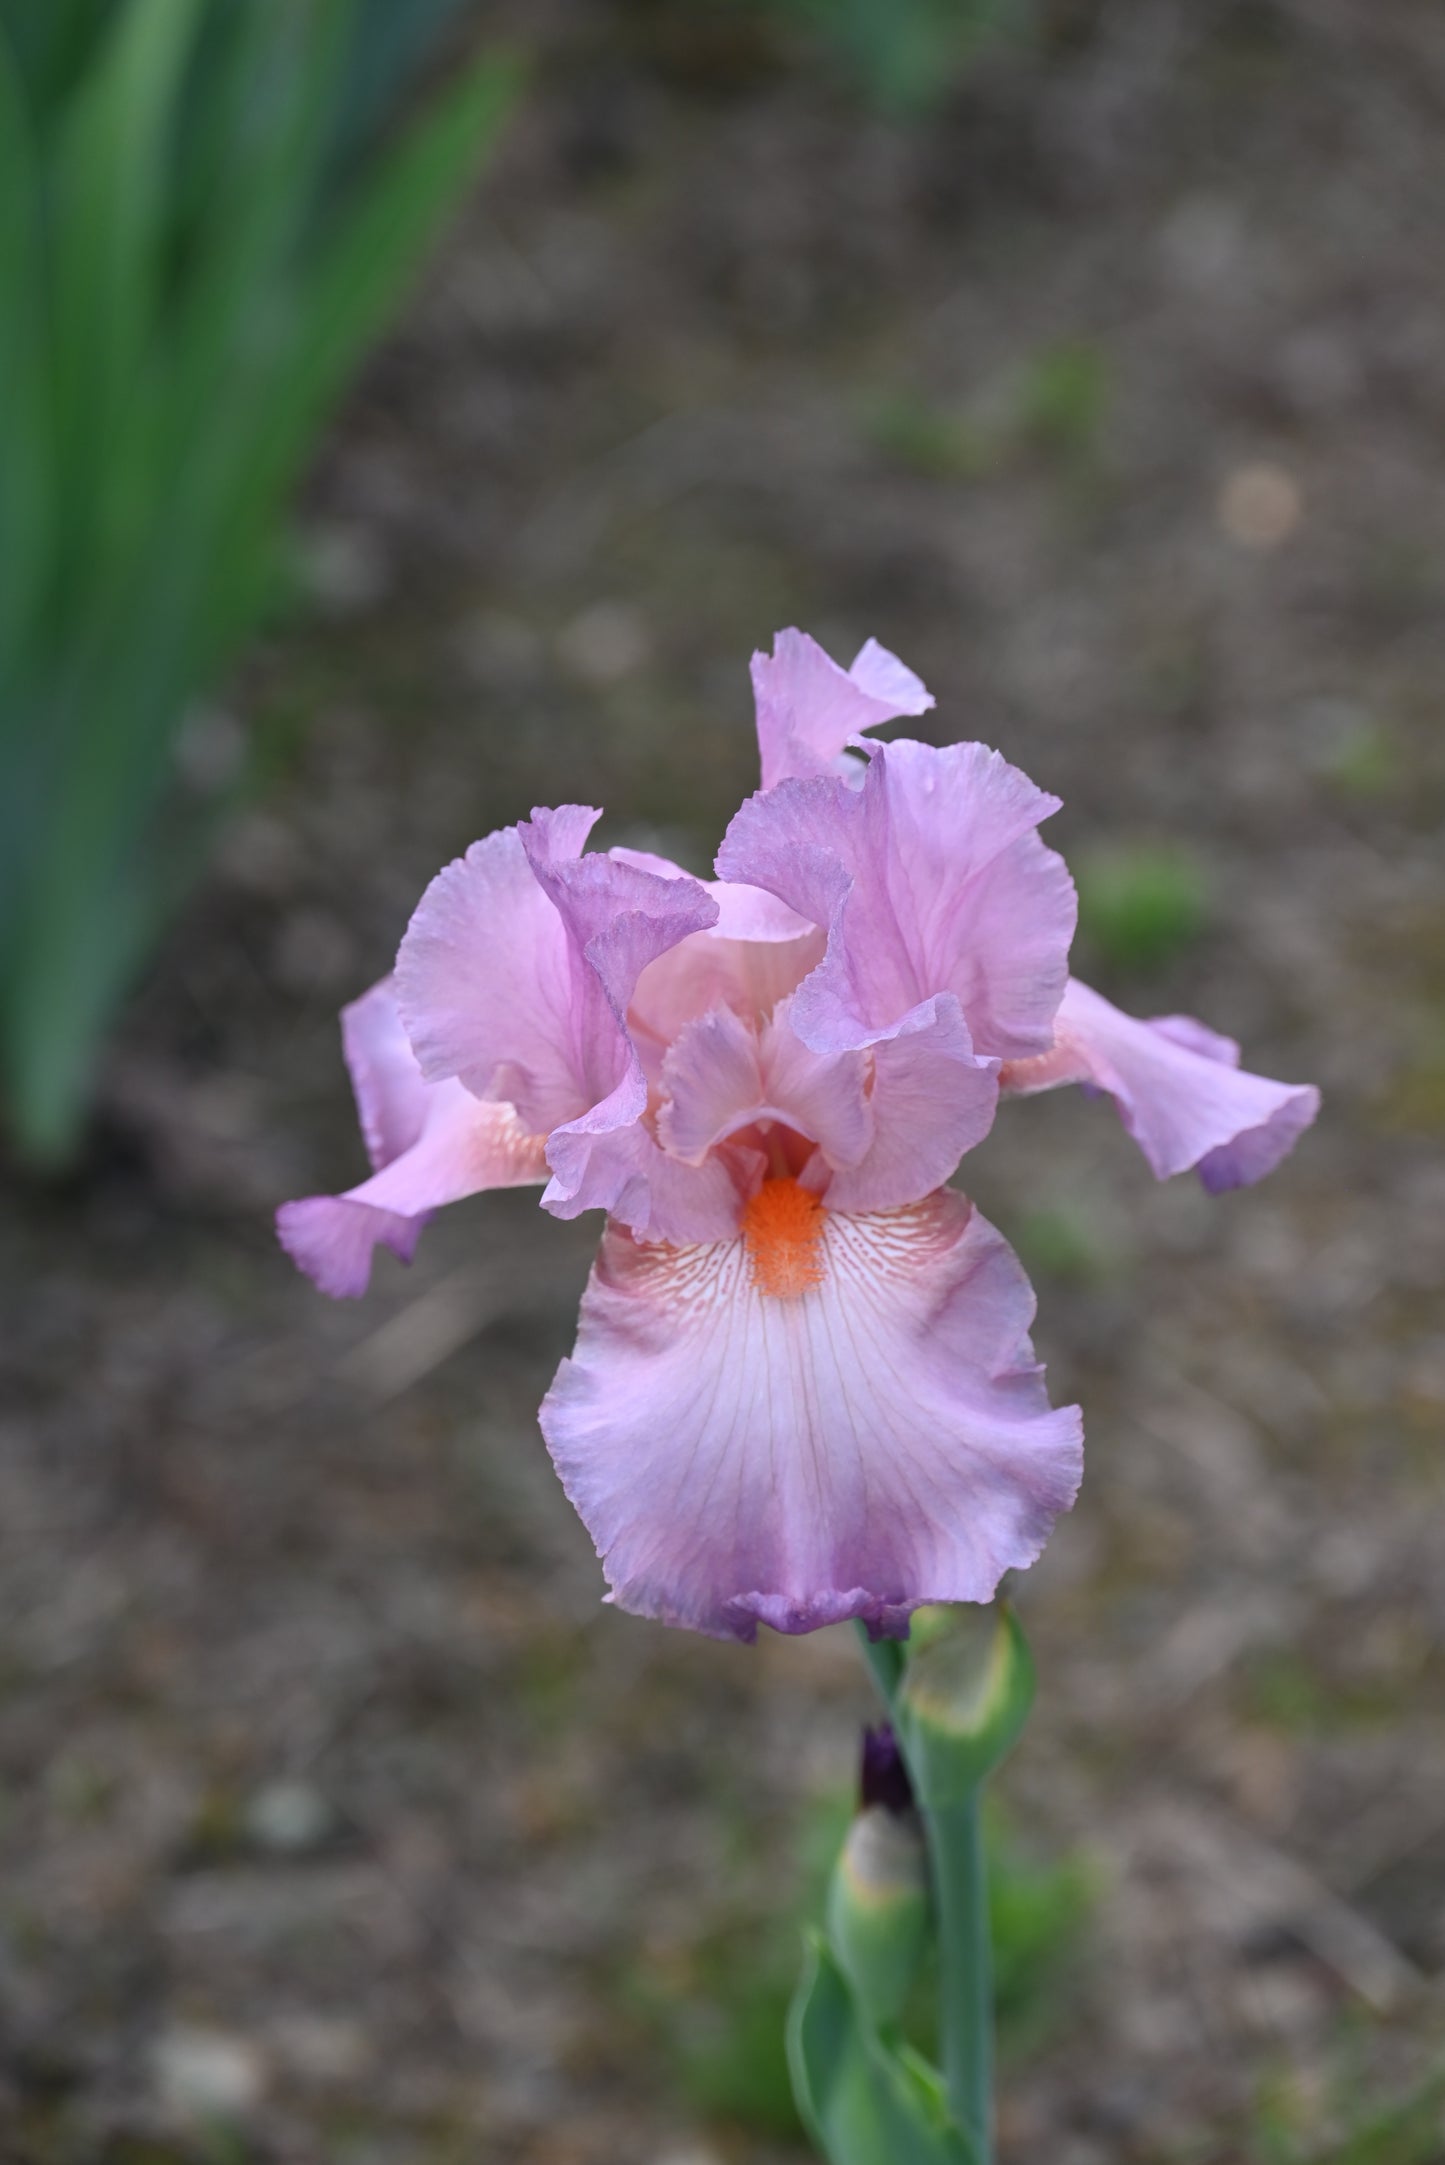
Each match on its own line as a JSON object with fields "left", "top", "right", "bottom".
{"left": 397, "top": 807, "right": 720, "bottom": 1235}
{"left": 627, "top": 872, "right": 824, "bottom": 1067}
{"left": 395, "top": 812, "right": 601, "bottom": 1135}
{"left": 515, "top": 812, "right": 722, "bottom": 1230}
{"left": 753, "top": 629, "right": 934, "bottom": 791}
{"left": 718, "top": 737, "right": 1077, "bottom": 1063}
{"left": 518, "top": 813, "right": 720, "bottom": 1104}
{"left": 540, "top": 1187, "right": 1082, "bottom": 1642}
{"left": 1001, "top": 977, "right": 1320, "bottom": 1188}
{"left": 276, "top": 979, "right": 548, "bottom": 1298}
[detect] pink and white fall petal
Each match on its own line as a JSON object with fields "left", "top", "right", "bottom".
{"left": 1002, "top": 977, "right": 1320, "bottom": 1188}
{"left": 539, "top": 1188, "right": 1083, "bottom": 1643}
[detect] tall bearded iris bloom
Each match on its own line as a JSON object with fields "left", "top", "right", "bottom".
{"left": 278, "top": 631, "right": 1318, "bottom": 1641}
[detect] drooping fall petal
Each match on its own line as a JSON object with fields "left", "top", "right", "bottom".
{"left": 276, "top": 982, "right": 546, "bottom": 1298}
{"left": 539, "top": 1187, "right": 1082, "bottom": 1642}
{"left": 1002, "top": 977, "right": 1320, "bottom": 1188}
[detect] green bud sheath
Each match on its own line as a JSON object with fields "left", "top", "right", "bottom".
{"left": 827, "top": 1804, "right": 929, "bottom": 2033}
{"left": 897, "top": 1601, "right": 1035, "bottom": 1809}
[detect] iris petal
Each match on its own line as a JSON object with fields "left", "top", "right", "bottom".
{"left": 719, "top": 737, "right": 1076, "bottom": 1063}
{"left": 1002, "top": 978, "right": 1320, "bottom": 1188}
{"left": 540, "top": 1189, "right": 1082, "bottom": 1642}
{"left": 752, "top": 627, "right": 933, "bottom": 790}
{"left": 276, "top": 979, "right": 546, "bottom": 1297}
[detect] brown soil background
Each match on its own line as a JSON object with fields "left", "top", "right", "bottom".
{"left": 5, "top": 3, "right": 1445, "bottom": 2159}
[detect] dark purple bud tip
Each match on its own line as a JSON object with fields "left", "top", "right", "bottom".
{"left": 860, "top": 1722, "right": 914, "bottom": 1817}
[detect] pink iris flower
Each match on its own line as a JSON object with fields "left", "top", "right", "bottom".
{"left": 278, "top": 632, "right": 1319, "bottom": 1642}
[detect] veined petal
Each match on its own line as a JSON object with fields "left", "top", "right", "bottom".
{"left": 718, "top": 737, "right": 1076, "bottom": 1062}
{"left": 277, "top": 1079, "right": 547, "bottom": 1298}
{"left": 1002, "top": 977, "right": 1320, "bottom": 1188}
{"left": 709, "top": 879, "right": 818, "bottom": 944}
{"left": 540, "top": 1189, "right": 1082, "bottom": 1642}
{"left": 753, "top": 629, "right": 934, "bottom": 790}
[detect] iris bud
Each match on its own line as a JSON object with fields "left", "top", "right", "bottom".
{"left": 826, "top": 1724, "right": 929, "bottom": 2033}
{"left": 896, "top": 1601, "right": 1035, "bottom": 1808}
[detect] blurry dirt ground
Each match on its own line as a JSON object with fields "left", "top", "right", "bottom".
{"left": 5, "top": 2, "right": 1445, "bottom": 2159}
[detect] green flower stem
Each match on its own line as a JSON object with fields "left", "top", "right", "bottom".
{"left": 926, "top": 1791, "right": 992, "bottom": 2165}
{"left": 851, "top": 1617, "right": 999, "bottom": 2164}
{"left": 854, "top": 1621, "right": 906, "bottom": 1710}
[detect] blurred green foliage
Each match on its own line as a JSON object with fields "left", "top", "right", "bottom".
{"left": 1012, "top": 1201, "right": 1119, "bottom": 1287}
{"left": 0, "top": 0, "right": 513, "bottom": 1165}
{"left": 1014, "top": 337, "right": 1109, "bottom": 466}
{"left": 1251, "top": 2057, "right": 1445, "bottom": 2165}
{"left": 865, "top": 339, "right": 1111, "bottom": 490}
{"left": 760, "top": 0, "right": 1027, "bottom": 113}
{"left": 981, "top": 1818, "right": 1095, "bottom": 2051}
{"left": 1241, "top": 1648, "right": 1345, "bottom": 1734}
{"left": 863, "top": 395, "right": 992, "bottom": 481}
{"left": 1380, "top": 1030, "right": 1445, "bottom": 1135}
{"left": 631, "top": 1785, "right": 1092, "bottom": 2138}
{"left": 1240, "top": 1645, "right": 1412, "bottom": 1735}
{"left": 1075, "top": 843, "right": 1209, "bottom": 975}
{"left": 1320, "top": 717, "right": 1401, "bottom": 800}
